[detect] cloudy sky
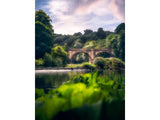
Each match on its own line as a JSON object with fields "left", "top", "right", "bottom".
{"left": 35, "top": 0, "right": 125, "bottom": 35}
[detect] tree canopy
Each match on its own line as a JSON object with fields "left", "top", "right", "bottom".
{"left": 51, "top": 46, "right": 68, "bottom": 66}
{"left": 114, "top": 23, "right": 125, "bottom": 34}
{"left": 97, "top": 28, "right": 106, "bottom": 39}
{"left": 35, "top": 9, "right": 53, "bottom": 31}
{"left": 35, "top": 10, "right": 54, "bottom": 59}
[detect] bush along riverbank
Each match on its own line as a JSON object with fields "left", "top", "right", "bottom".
{"left": 36, "top": 57, "right": 125, "bottom": 71}
{"left": 35, "top": 70, "right": 125, "bottom": 120}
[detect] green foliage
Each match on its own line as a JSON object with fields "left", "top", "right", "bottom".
{"left": 51, "top": 46, "right": 68, "bottom": 67}
{"left": 83, "top": 41, "right": 96, "bottom": 48}
{"left": 94, "top": 57, "right": 125, "bottom": 70}
{"left": 51, "top": 46, "right": 67, "bottom": 58}
{"left": 40, "top": 23, "right": 125, "bottom": 62}
{"left": 36, "top": 83, "right": 101, "bottom": 119}
{"left": 97, "top": 28, "right": 106, "bottom": 39}
{"left": 35, "top": 58, "right": 44, "bottom": 66}
{"left": 96, "top": 52, "right": 111, "bottom": 58}
{"left": 43, "top": 53, "right": 53, "bottom": 67}
{"left": 93, "top": 39, "right": 108, "bottom": 49}
{"left": 73, "top": 32, "right": 82, "bottom": 36}
{"left": 35, "top": 9, "right": 53, "bottom": 31}
{"left": 66, "top": 64, "right": 83, "bottom": 68}
{"left": 53, "top": 57, "right": 63, "bottom": 67}
{"left": 81, "top": 62, "right": 96, "bottom": 70}
{"left": 41, "top": 51, "right": 66, "bottom": 67}
{"left": 72, "top": 53, "right": 89, "bottom": 63}
{"left": 73, "top": 39, "right": 83, "bottom": 48}
{"left": 83, "top": 39, "right": 109, "bottom": 49}
{"left": 105, "top": 57, "right": 125, "bottom": 70}
{"left": 36, "top": 71, "right": 125, "bottom": 120}
{"left": 106, "top": 23, "right": 125, "bottom": 61}
{"left": 66, "top": 62, "right": 96, "bottom": 70}
{"left": 93, "top": 57, "right": 106, "bottom": 69}
{"left": 35, "top": 10, "right": 54, "bottom": 59}
{"left": 118, "top": 31, "right": 125, "bottom": 61}
{"left": 35, "top": 88, "right": 45, "bottom": 99}
{"left": 54, "top": 99, "right": 124, "bottom": 120}
{"left": 115, "top": 23, "right": 125, "bottom": 34}
{"left": 84, "top": 29, "right": 93, "bottom": 35}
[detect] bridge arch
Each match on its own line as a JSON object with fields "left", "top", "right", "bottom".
{"left": 70, "top": 52, "right": 91, "bottom": 63}
{"left": 68, "top": 49, "right": 113, "bottom": 64}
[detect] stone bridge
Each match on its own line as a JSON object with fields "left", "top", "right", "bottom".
{"left": 68, "top": 49, "right": 113, "bottom": 63}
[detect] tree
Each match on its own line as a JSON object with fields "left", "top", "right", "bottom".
{"left": 73, "top": 32, "right": 82, "bottom": 36}
{"left": 84, "top": 29, "right": 93, "bottom": 35}
{"left": 115, "top": 23, "right": 125, "bottom": 61}
{"left": 97, "top": 28, "right": 106, "bottom": 39}
{"left": 35, "top": 9, "right": 53, "bottom": 31}
{"left": 106, "top": 23, "right": 125, "bottom": 61}
{"left": 51, "top": 46, "right": 68, "bottom": 67}
{"left": 106, "top": 34, "right": 120, "bottom": 58}
{"left": 118, "top": 31, "right": 125, "bottom": 61}
{"left": 73, "top": 39, "right": 83, "bottom": 48}
{"left": 43, "top": 53, "right": 53, "bottom": 66}
{"left": 35, "top": 10, "right": 54, "bottom": 59}
{"left": 115, "top": 23, "right": 125, "bottom": 34}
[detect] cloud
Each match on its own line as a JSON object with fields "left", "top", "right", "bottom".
{"left": 108, "top": 0, "right": 125, "bottom": 21}
{"left": 44, "top": 0, "right": 125, "bottom": 34}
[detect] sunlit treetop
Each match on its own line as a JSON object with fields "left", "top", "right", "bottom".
{"left": 35, "top": 9, "right": 53, "bottom": 31}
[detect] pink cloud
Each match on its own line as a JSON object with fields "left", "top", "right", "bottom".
{"left": 108, "top": 0, "right": 125, "bottom": 21}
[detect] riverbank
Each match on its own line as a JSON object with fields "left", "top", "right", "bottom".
{"left": 35, "top": 67, "right": 124, "bottom": 71}
{"left": 35, "top": 68, "right": 90, "bottom": 74}
{"left": 36, "top": 67, "right": 90, "bottom": 70}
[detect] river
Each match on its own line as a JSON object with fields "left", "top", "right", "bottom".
{"left": 35, "top": 69, "right": 90, "bottom": 93}
{"left": 35, "top": 69, "right": 124, "bottom": 93}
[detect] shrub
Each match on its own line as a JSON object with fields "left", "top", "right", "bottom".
{"left": 81, "top": 62, "right": 96, "bottom": 70}
{"left": 105, "top": 57, "right": 125, "bottom": 70}
{"left": 43, "top": 53, "right": 53, "bottom": 67}
{"left": 93, "top": 57, "right": 106, "bottom": 69}
{"left": 93, "top": 57, "right": 125, "bottom": 70}
{"left": 35, "top": 58, "right": 44, "bottom": 66}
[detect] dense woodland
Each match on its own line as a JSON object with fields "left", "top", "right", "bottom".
{"left": 35, "top": 9, "right": 125, "bottom": 67}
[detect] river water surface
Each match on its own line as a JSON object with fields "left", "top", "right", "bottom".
{"left": 35, "top": 70, "right": 89, "bottom": 93}
{"left": 35, "top": 69, "right": 124, "bottom": 93}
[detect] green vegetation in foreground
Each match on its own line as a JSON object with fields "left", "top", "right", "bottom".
{"left": 35, "top": 71, "right": 125, "bottom": 120}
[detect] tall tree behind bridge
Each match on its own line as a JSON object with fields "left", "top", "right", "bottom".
{"left": 35, "top": 9, "right": 54, "bottom": 59}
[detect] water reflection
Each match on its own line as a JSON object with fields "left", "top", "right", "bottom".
{"left": 35, "top": 70, "right": 88, "bottom": 93}
{"left": 35, "top": 70, "right": 124, "bottom": 93}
